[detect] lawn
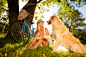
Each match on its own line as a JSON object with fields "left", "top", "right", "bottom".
{"left": 0, "top": 34, "right": 86, "bottom": 57}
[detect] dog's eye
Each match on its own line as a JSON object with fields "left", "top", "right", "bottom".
{"left": 51, "top": 18, "right": 53, "bottom": 19}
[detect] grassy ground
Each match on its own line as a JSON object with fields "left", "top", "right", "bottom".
{"left": 0, "top": 33, "right": 7, "bottom": 38}
{"left": 0, "top": 34, "right": 86, "bottom": 57}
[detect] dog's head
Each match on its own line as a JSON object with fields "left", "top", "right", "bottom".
{"left": 47, "top": 16, "right": 62, "bottom": 26}
{"left": 47, "top": 16, "right": 59, "bottom": 25}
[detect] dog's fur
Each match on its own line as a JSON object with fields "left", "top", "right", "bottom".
{"left": 36, "top": 16, "right": 84, "bottom": 54}
{"left": 46, "top": 16, "right": 84, "bottom": 54}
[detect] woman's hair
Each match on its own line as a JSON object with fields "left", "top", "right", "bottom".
{"left": 35, "top": 21, "right": 44, "bottom": 36}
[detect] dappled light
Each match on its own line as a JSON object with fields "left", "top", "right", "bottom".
{"left": 0, "top": 0, "right": 86, "bottom": 57}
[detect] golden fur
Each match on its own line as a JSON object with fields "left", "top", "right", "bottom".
{"left": 46, "top": 16, "right": 84, "bottom": 54}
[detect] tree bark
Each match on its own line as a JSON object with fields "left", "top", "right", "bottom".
{"left": 23, "top": 0, "right": 37, "bottom": 29}
{"left": 23, "top": 0, "right": 42, "bottom": 28}
{"left": 6, "top": 0, "right": 42, "bottom": 37}
{"left": 7, "top": 0, "right": 19, "bottom": 37}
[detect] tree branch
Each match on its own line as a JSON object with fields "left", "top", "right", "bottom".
{"left": 23, "top": 3, "right": 36, "bottom": 9}
{"left": 37, "top": 0, "right": 42, "bottom": 4}
{"left": 23, "top": 0, "right": 42, "bottom": 9}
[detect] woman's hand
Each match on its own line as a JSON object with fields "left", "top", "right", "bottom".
{"left": 45, "top": 28, "right": 49, "bottom": 35}
{"left": 41, "top": 35, "right": 45, "bottom": 39}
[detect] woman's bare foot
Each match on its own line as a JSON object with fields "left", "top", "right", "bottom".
{"left": 29, "top": 46, "right": 37, "bottom": 50}
{"left": 27, "top": 44, "right": 33, "bottom": 49}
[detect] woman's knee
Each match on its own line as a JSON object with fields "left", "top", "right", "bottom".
{"left": 42, "top": 40, "right": 48, "bottom": 47}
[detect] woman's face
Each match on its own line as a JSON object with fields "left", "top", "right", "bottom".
{"left": 40, "top": 21, "right": 44, "bottom": 27}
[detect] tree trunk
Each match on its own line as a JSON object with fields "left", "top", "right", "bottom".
{"left": 6, "top": 0, "right": 42, "bottom": 37}
{"left": 7, "top": 0, "right": 19, "bottom": 37}
{"left": 22, "top": 0, "right": 42, "bottom": 28}
{"left": 23, "top": 0, "right": 37, "bottom": 29}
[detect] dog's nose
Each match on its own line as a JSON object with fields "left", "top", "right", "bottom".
{"left": 47, "top": 21, "right": 51, "bottom": 24}
{"left": 47, "top": 21, "right": 49, "bottom": 23}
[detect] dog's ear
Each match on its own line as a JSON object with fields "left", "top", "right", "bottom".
{"left": 51, "top": 16, "right": 54, "bottom": 19}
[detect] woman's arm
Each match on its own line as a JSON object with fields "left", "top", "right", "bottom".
{"left": 41, "top": 28, "right": 49, "bottom": 40}
{"left": 45, "top": 28, "right": 49, "bottom": 35}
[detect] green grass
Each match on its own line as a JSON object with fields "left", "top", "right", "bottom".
{"left": 0, "top": 33, "right": 86, "bottom": 57}
{"left": 0, "top": 33, "right": 7, "bottom": 38}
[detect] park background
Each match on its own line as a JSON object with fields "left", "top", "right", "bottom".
{"left": 0, "top": 0, "right": 86, "bottom": 57}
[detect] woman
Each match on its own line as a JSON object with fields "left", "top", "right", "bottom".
{"left": 27, "top": 19, "right": 49, "bottom": 50}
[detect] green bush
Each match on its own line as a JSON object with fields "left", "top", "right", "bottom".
{"left": 72, "top": 29, "right": 86, "bottom": 44}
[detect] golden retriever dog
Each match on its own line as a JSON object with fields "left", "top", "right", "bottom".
{"left": 45, "top": 15, "right": 84, "bottom": 54}
{"left": 36, "top": 15, "right": 84, "bottom": 54}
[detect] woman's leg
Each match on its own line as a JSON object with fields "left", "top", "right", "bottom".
{"left": 41, "top": 34, "right": 48, "bottom": 47}
{"left": 30, "top": 39, "right": 48, "bottom": 50}
{"left": 27, "top": 32, "right": 41, "bottom": 49}
{"left": 42, "top": 40, "right": 48, "bottom": 47}
{"left": 29, "top": 39, "right": 48, "bottom": 50}
{"left": 29, "top": 38, "right": 43, "bottom": 50}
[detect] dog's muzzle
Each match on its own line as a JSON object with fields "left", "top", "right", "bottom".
{"left": 47, "top": 21, "right": 51, "bottom": 24}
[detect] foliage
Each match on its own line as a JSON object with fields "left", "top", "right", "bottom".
{"left": 34, "top": 1, "right": 51, "bottom": 20}
{"left": 0, "top": 0, "right": 86, "bottom": 20}
{"left": 0, "top": 0, "right": 86, "bottom": 27}
{"left": 83, "top": 27, "right": 86, "bottom": 33}
{"left": 0, "top": 33, "right": 7, "bottom": 38}
{"left": 73, "top": 29, "right": 86, "bottom": 44}
{"left": 0, "top": 0, "right": 9, "bottom": 34}
{"left": 0, "top": 0, "right": 8, "bottom": 15}
{"left": 0, "top": 23, "right": 8, "bottom": 34}
{"left": 22, "top": 0, "right": 28, "bottom": 2}
{"left": 0, "top": 0, "right": 86, "bottom": 57}
{"left": 59, "top": 9, "right": 85, "bottom": 32}
{"left": 46, "top": 0, "right": 86, "bottom": 18}
{"left": 0, "top": 24, "right": 4, "bottom": 33}
{"left": 45, "top": 0, "right": 86, "bottom": 33}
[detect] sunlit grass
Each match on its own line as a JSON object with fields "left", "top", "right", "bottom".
{"left": 0, "top": 33, "right": 7, "bottom": 38}
{"left": 0, "top": 37, "right": 86, "bottom": 57}
{"left": 84, "top": 44, "right": 86, "bottom": 54}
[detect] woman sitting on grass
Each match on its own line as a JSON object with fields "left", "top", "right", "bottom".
{"left": 27, "top": 19, "right": 49, "bottom": 50}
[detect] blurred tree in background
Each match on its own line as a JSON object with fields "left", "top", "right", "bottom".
{"left": 0, "top": 0, "right": 8, "bottom": 15}
{"left": 0, "top": 0, "right": 86, "bottom": 43}
{"left": 73, "top": 29, "right": 86, "bottom": 44}
{"left": 83, "top": 27, "right": 86, "bottom": 33}
{"left": 59, "top": 9, "right": 85, "bottom": 32}
{"left": 0, "top": 0, "right": 8, "bottom": 34}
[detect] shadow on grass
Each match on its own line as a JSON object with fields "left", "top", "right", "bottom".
{"left": 0, "top": 35, "right": 30, "bottom": 57}
{"left": 0, "top": 35, "right": 16, "bottom": 48}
